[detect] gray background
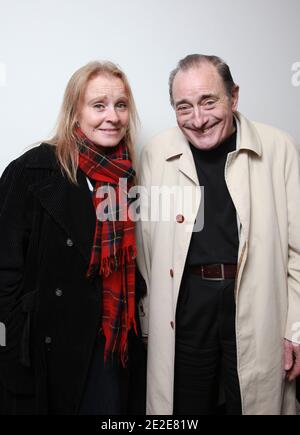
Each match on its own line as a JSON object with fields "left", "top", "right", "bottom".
{"left": 0, "top": 0, "right": 299, "bottom": 174}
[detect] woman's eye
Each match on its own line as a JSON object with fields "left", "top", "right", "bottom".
{"left": 94, "top": 104, "right": 105, "bottom": 110}
{"left": 116, "top": 102, "right": 128, "bottom": 109}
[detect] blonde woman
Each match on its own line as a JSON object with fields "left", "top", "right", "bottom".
{"left": 0, "top": 61, "right": 145, "bottom": 414}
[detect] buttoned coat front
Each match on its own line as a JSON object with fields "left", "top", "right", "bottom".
{"left": 137, "top": 112, "right": 300, "bottom": 415}
{"left": 0, "top": 144, "right": 145, "bottom": 414}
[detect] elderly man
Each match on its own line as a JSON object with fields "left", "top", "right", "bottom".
{"left": 137, "top": 54, "right": 300, "bottom": 415}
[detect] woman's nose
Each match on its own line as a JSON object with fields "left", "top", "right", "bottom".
{"left": 105, "top": 106, "right": 119, "bottom": 123}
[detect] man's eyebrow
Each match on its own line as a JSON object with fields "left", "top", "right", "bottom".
{"left": 175, "top": 99, "right": 191, "bottom": 107}
{"left": 175, "top": 94, "right": 218, "bottom": 107}
{"left": 200, "top": 93, "right": 216, "bottom": 100}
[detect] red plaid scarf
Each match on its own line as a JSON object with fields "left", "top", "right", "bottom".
{"left": 76, "top": 127, "right": 137, "bottom": 366}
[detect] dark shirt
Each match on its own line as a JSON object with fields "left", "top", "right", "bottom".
{"left": 186, "top": 130, "right": 239, "bottom": 266}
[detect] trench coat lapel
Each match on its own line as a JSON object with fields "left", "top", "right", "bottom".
{"left": 27, "top": 149, "right": 96, "bottom": 264}
{"left": 225, "top": 112, "right": 262, "bottom": 287}
{"left": 225, "top": 149, "right": 251, "bottom": 290}
{"left": 165, "top": 129, "right": 199, "bottom": 186}
{"left": 225, "top": 150, "right": 251, "bottom": 244}
{"left": 177, "top": 149, "right": 199, "bottom": 186}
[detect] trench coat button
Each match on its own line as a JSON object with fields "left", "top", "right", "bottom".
{"left": 66, "top": 238, "right": 74, "bottom": 247}
{"left": 170, "top": 321, "right": 175, "bottom": 330}
{"left": 55, "top": 288, "right": 63, "bottom": 297}
{"left": 170, "top": 269, "right": 174, "bottom": 278}
{"left": 45, "top": 336, "right": 52, "bottom": 344}
{"left": 176, "top": 214, "right": 185, "bottom": 223}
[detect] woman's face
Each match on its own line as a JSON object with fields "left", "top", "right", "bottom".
{"left": 77, "top": 74, "right": 130, "bottom": 147}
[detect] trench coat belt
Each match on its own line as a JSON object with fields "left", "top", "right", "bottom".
{"left": 187, "top": 263, "right": 237, "bottom": 281}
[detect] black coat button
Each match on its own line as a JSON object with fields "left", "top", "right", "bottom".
{"left": 55, "top": 288, "right": 63, "bottom": 297}
{"left": 45, "top": 336, "right": 52, "bottom": 344}
{"left": 66, "top": 238, "right": 74, "bottom": 247}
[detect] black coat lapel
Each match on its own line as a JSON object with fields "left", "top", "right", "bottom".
{"left": 26, "top": 145, "right": 96, "bottom": 264}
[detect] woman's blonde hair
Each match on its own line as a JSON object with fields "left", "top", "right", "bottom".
{"left": 48, "top": 61, "right": 139, "bottom": 183}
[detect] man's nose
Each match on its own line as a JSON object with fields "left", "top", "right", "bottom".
{"left": 191, "top": 107, "right": 208, "bottom": 129}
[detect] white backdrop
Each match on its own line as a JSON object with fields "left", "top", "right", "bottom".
{"left": 0, "top": 0, "right": 299, "bottom": 174}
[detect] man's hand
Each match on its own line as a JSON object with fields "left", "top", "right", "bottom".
{"left": 284, "top": 339, "right": 300, "bottom": 381}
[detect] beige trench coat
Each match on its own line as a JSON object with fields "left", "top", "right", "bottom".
{"left": 137, "top": 112, "right": 300, "bottom": 415}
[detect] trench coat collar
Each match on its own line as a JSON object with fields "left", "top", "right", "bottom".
{"left": 234, "top": 112, "right": 262, "bottom": 156}
{"left": 25, "top": 143, "right": 96, "bottom": 264}
{"left": 163, "top": 111, "right": 262, "bottom": 180}
{"left": 164, "top": 129, "right": 199, "bottom": 185}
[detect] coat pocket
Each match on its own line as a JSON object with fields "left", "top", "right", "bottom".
{"left": 0, "top": 289, "right": 37, "bottom": 395}
{"left": 19, "top": 289, "right": 37, "bottom": 368}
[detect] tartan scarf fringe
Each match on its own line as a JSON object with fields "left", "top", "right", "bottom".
{"left": 104, "top": 320, "right": 137, "bottom": 368}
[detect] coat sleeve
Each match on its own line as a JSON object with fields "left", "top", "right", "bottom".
{"left": 0, "top": 160, "right": 31, "bottom": 316}
{"left": 0, "top": 159, "right": 37, "bottom": 395}
{"left": 284, "top": 138, "right": 300, "bottom": 344}
{"left": 136, "top": 145, "right": 152, "bottom": 338}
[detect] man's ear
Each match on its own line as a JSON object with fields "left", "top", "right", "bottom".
{"left": 231, "top": 85, "right": 239, "bottom": 112}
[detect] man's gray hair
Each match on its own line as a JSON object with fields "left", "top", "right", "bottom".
{"left": 169, "top": 54, "right": 236, "bottom": 106}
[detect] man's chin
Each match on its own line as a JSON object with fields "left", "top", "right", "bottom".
{"left": 186, "top": 130, "right": 218, "bottom": 150}
{"left": 189, "top": 137, "right": 220, "bottom": 151}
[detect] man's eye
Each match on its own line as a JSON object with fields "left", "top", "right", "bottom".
{"left": 204, "top": 100, "right": 216, "bottom": 108}
{"left": 177, "top": 106, "right": 191, "bottom": 112}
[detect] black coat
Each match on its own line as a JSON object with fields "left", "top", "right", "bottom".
{"left": 0, "top": 144, "right": 146, "bottom": 414}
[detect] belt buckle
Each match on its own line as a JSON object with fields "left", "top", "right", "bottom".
{"left": 201, "top": 264, "right": 225, "bottom": 281}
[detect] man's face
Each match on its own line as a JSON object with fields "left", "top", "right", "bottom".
{"left": 172, "top": 63, "right": 239, "bottom": 150}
